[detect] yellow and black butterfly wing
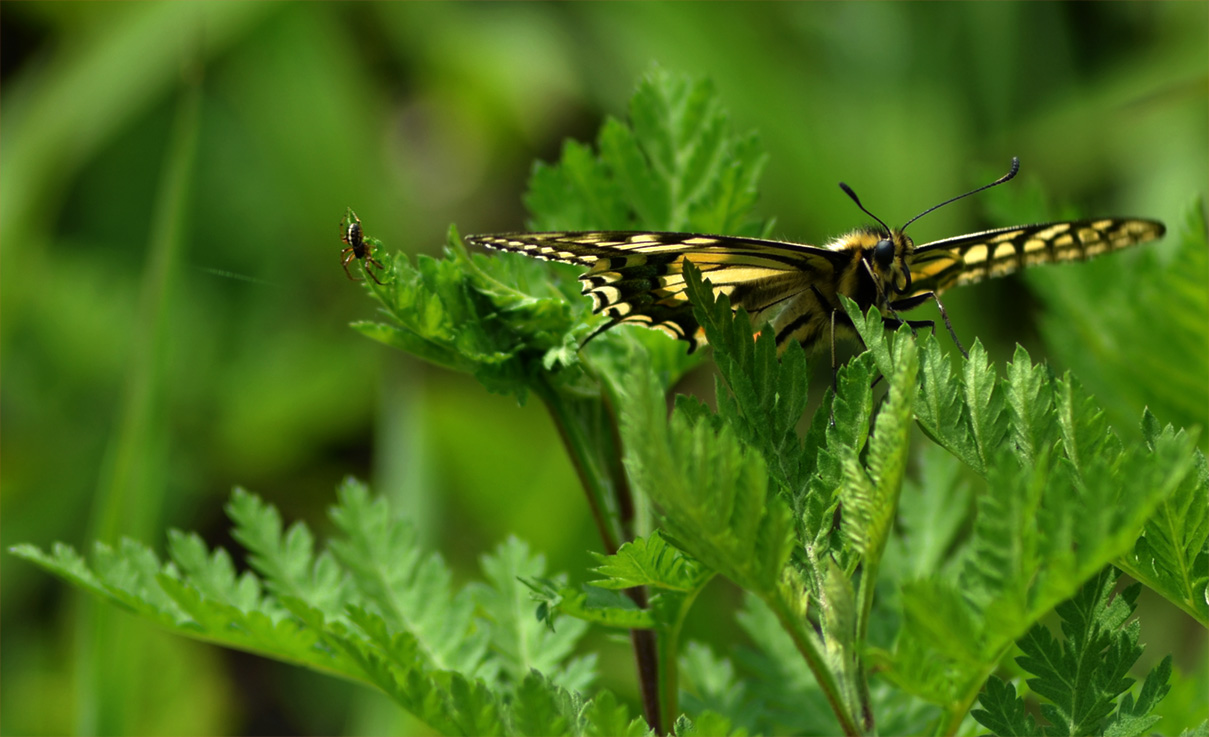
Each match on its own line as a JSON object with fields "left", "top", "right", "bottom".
{"left": 905, "top": 218, "right": 1166, "bottom": 298}
{"left": 467, "top": 231, "right": 852, "bottom": 350}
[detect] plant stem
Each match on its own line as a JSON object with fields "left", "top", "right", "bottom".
{"left": 532, "top": 377, "right": 621, "bottom": 554}
{"left": 532, "top": 375, "right": 664, "bottom": 734}
{"left": 853, "top": 568, "right": 877, "bottom": 732}
{"left": 767, "top": 591, "right": 862, "bottom": 736}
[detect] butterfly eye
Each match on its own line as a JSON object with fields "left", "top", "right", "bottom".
{"left": 873, "top": 238, "right": 896, "bottom": 269}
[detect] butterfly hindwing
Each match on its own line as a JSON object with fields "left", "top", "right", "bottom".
{"left": 468, "top": 231, "right": 851, "bottom": 350}
{"left": 906, "top": 218, "right": 1166, "bottom": 297}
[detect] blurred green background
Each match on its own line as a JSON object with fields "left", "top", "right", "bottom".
{"left": 2, "top": 3, "right": 1205, "bottom": 735}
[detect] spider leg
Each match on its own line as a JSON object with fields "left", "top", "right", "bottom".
{"left": 341, "top": 247, "right": 363, "bottom": 281}
{"left": 364, "top": 258, "right": 387, "bottom": 285}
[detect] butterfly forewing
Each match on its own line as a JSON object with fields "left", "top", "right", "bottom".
{"left": 906, "top": 218, "right": 1165, "bottom": 298}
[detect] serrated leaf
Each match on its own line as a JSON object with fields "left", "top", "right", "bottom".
{"left": 506, "top": 671, "right": 578, "bottom": 737}
{"left": 1117, "top": 412, "right": 1209, "bottom": 625}
{"left": 1005, "top": 344, "right": 1059, "bottom": 467}
{"left": 471, "top": 537, "right": 595, "bottom": 691}
{"left": 589, "top": 531, "right": 710, "bottom": 592}
{"left": 973, "top": 568, "right": 1176, "bottom": 737}
{"left": 581, "top": 689, "right": 650, "bottom": 737}
{"left": 226, "top": 487, "right": 348, "bottom": 616}
{"left": 970, "top": 676, "right": 1039, "bottom": 736}
{"left": 682, "top": 262, "right": 813, "bottom": 496}
{"left": 326, "top": 479, "right": 487, "bottom": 675}
{"left": 620, "top": 368, "right": 794, "bottom": 595}
{"left": 523, "top": 67, "right": 766, "bottom": 237}
{"left": 962, "top": 341, "right": 1008, "bottom": 472}
{"left": 842, "top": 336, "right": 917, "bottom": 564}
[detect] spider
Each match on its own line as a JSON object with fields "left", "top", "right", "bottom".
{"left": 340, "top": 208, "right": 386, "bottom": 285}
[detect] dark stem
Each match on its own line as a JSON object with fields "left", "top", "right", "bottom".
{"left": 533, "top": 376, "right": 664, "bottom": 734}
{"left": 533, "top": 378, "right": 620, "bottom": 554}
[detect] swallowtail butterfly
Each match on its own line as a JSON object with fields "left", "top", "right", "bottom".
{"left": 466, "top": 159, "right": 1164, "bottom": 356}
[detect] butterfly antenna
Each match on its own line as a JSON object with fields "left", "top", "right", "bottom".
{"left": 901, "top": 157, "right": 1020, "bottom": 231}
{"left": 838, "top": 182, "right": 892, "bottom": 236}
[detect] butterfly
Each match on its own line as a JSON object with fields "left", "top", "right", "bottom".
{"left": 465, "top": 159, "right": 1165, "bottom": 357}
{"left": 340, "top": 208, "right": 387, "bottom": 285}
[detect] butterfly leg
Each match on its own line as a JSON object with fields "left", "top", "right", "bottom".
{"left": 879, "top": 315, "right": 935, "bottom": 333}
{"left": 887, "top": 291, "right": 967, "bottom": 358}
{"left": 811, "top": 285, "right": 869, "bottom": 425}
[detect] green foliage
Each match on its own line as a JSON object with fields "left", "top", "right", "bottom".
{"left": 350, "top": 230, "right": 587, "bottom": 401}
{"left": 620, "top": 366, "right": 795, "bottom": 597}
{"left": 844, "top": 296, "right": 1205, "bottom": 732}
{"left": 13, "top": 68, "right": 1207, "bottom": 736}
{"left": 971, "top": 569, "right": 1174, "bottom": 737}
{"left": 526, "top": 67, "right": 769, "bottom": 237}
{"left": 1117, "top": 411, "right": 1209, "bottom": 624}
{"left": 12, "top": 482, "right": 638, "bottom": 736}
{"left": 522, "top": 530, "right": 716, "bottom": 638}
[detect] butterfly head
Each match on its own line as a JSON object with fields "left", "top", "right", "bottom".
{"left": 839, "top": 157, "right": 1020, "bottom": 298}
{"left": 874, "top": 230, "right": 915, "bottom": 294}
{"left": 849, "top": 226, "right": 915, "bottom": 297}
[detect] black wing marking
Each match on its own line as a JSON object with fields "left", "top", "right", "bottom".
{"left": 467, "top": 231, "right": 852, "bottom": 350}
{"left": 907, "top": 218, "right": 1166, "bottom": 297}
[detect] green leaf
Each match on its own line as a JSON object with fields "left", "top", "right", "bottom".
{"left": 884, "top": 349, "right": 1201, "bottom": 715}
{"left": 527, "top": 67, "right": 767, "bottom": 236}
{"left": 971, "top": 677, "right": 1040, "bottom": 736}
{"left": 506, "top": 671, "right": 579, "bottom": 737}
{"left": 842, "top": 298, "right": 981, "bottom": 473}
{"left": 226, "top": 487, "right": 348, "bottom": 616}
{"left": 681, "top": 261, "right": 813, "bottom": 496}
{"left": 525, "top": 138, "right": 630, "bottom": 232}
{"left": 962, "top": 341, "right": 1009, "bottom": 473}
{"left": 674, "top": 710, "right": 746, "bottom": 737}
{"left": 913, "top": 331, "right": 977, "bottom": 471}
{"left": 1004, "top": 344, "right": 1060, "bottom": 468}
{"left": 800, "top": 351, "right": 874, "bottom": 576}
{"left": 619, "top": 367, "right": 794, "bottom": 595}
{"left": 11, "top": 485, "right": 603, "bottom": 735}
{"left": 580, "top": 690, "right": 650, "bottom": 737}
{"left": 1117, "top": 411, "right": 1209, "bottom": 626}
{"left": 840, "top": 335, "right": 917, "bottom": 565}
{"left": 325, "top": 479, "right": 488, "bottom": 675}
{"left": 471, "top": 537, "right": 596, "bottom": 691}
{"left": 1104, "top": 655, "right": 1171, "bottom": 736}
{"left": 353, "top": 228, "right": 585, "bottom": 401}
{"left": 973, "top": 568, "right": 1177, "bottom": 737}
{"left": 589, "top": 531, "right": 711, "bottom": 593}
